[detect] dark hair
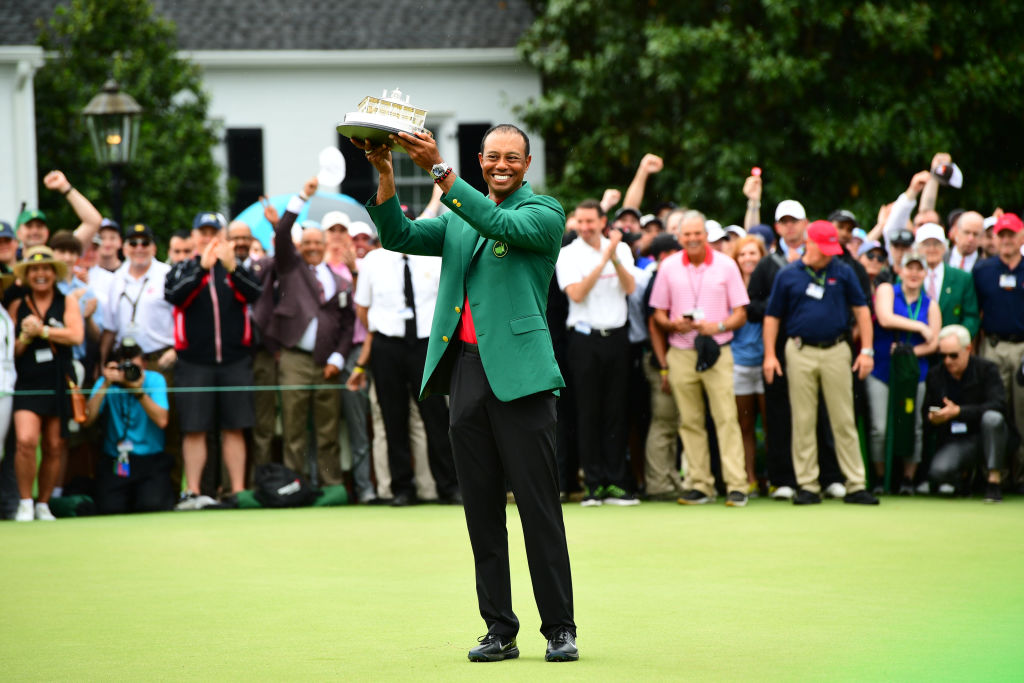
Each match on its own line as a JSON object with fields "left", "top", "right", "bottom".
{"left": 170, "top": 229, "right": 191, "bottom": 241}
{"left": 480, "top": 124, "right": 530, "bottom": 157}
{"left": 575, "top": 198, "right": 605, "bottom": 218}
{"left": 49, "top": 230, "right": 82, "bottom": 256}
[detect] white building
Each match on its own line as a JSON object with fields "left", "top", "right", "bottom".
{"left": 0, "top": 0, "right": 543, "bottom": 221}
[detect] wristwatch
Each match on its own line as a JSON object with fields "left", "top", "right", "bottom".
{"left": 860, "top": 348, "right": 875, "bottom": 357}
{"left": 717, "top": 322, "right": 726, "bottom": 333}
{"left": 430, "top": 162, "right": 452, "bottom": 180}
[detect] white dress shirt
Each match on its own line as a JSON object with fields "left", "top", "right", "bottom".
{"left": 295, "top": 262, "right": 343, "bottom": 369}
{"left": 353, "top": 249, "right": 441, "bottom": 338}
{"left": 102, "top": 259, "right": 174, "bottom": 352}
{"left": 555, "top": 237, "right": 634, "bottom": 330}
{"left": 948, "top": 248, "right": 980, "bottom": 272}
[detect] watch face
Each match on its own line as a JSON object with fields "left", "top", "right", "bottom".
{"left": 431, "top": 163, "right": 447, "bottom": 177}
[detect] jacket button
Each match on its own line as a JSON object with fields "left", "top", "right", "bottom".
{"left": 454, "top": 306, "right": 460, "bottom": 313}
{"left": 442, "top": 336, "right": 449, "bottom": 342}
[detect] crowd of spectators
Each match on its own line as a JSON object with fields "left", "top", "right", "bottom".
{"left": 3, "top": 149, "right": 1020, "bottom": 520}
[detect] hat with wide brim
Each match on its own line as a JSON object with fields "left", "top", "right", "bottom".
{"left": 13, "top": 245, "right": 68, "bottom": 282}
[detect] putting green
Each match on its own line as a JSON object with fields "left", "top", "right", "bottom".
{"left": 3, "top": 497, "right": 1022, "bottom": 681}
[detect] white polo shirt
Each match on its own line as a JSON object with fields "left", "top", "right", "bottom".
{"left": 353, "top": 248, "right": 441, "bottom": 339}
{"left": 555, "top": 236, "right": 634, "bottom": 331}
{"left": 102, "top": 259, "right": 174, "bottom": 352}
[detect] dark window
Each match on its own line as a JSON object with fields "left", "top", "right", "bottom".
{"left": 338, "top": 133, "right": 376, "bottom": 205}
{"left": 226, "top": 128, "right": 264, "bottom": 219}
{"left": 458, "top": 123, "right": 492, "bottom": 195}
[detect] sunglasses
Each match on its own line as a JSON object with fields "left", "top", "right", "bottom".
{"left": 864, "top": 252, "right": 887, "bottom": 262}
{"left": 127, "top": 238, "right": 151, "bottom": 248}
{"left": 940, "top": 352, "right": 962, "bottom": 360}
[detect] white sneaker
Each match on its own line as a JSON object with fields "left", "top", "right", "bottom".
{"left": 15, "top": 500, "right": 34, "bottom": 522}
{"left": 770, "top": 485, "right": 795, "bottom": 501}
{"left": 938, "top": 483, "right": 956, "bottom": 495}
{"left": 175, "top": 492, "right": 217, "bottom": 510}
{"left": 34, "top": 502, "right": 56, "bottom": 521}
{"left": 824, "top": 482, "right": 847, "bottom": 499}
{"left": 916, "top": 481, "right": 931, "bottom": 495}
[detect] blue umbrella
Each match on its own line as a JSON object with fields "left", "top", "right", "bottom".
{"left": 233, "top": 192, "right": 375, "bottom": 254}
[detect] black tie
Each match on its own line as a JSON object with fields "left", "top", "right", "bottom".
{"left": 403, "top": 255, "right": 417, "bottom": 341}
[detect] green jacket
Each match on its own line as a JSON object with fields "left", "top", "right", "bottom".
{"left": 937, "top": 265, "right": 980, "bottom": 337}
{"left": 366, "top": 177, "right": 565, "bottom": 401}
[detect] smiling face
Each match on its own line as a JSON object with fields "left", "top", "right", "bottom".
{"left": 98, "top": 229, "right": 122, "bottom": 258}
{"left": 478, "top": 130, "right": 531, "bottom": 202}
{"left": 26, "top": 263, "right": 56, "bottom": 293}
{"left": 124, "top": 236, "right": 155, "bottom": 269}
{"left": 19, "top": 219, "right": 48, "bottom": 248}
{"left": 299, "top": 228, "right": 326, "bottom": 266}
{"left": 735, "top": 241, "right": 763, "bottom": 276}
{"left": 574, "top": 207, "right": 606, "bottom": 247}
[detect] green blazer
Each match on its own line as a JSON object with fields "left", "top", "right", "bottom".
{"left": 366, "top": 177, "right": 566, "bottom": 402}
{"left": 937, "top": 265, "right": 980, "bottom": 337}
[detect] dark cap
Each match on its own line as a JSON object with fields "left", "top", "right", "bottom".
{"left": 828, "top": 209, "right": 858, "bottom": 226}
{"left": 614, "top": 207, "right": 641, "bottom": 221}
{"left": 888, "top": 228, "right": 915, "bottom": 247}
{"left": 647, "top": 233, "right": 681, "bottom": 259}
{"left": 99, "top": 217, "right": 121, "bottom": 233}
{"left": 0, "top": 221, "right": 15, "bottom": 240}
{"left": 192, "top": 212, "right": 225, "bottom": 231}
{"left": 124, "top": 223, "right": 155, "bottom": 241}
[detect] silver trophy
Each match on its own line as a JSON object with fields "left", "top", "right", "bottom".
{"left": 337, "top": 88, "right": 428, "bottom": 153}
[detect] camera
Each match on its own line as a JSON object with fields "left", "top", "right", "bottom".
{"left": 113, "top": 337, "right": 143, "bottom": 383}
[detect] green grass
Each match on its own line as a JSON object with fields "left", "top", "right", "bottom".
{"left": 3, "top": 497, "right": 1023, "bottom": 681}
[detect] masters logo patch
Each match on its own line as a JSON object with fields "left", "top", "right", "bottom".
{"left": 493, "top": 241, "right": 509, "bottom": 258}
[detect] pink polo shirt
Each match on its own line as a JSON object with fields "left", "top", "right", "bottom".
{"left": 648, "top": 247, "right": 749, "bottom": 350}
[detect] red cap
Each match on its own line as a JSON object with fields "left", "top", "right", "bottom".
{"left": 994, "top": 213, "right": 1023, "bottom": 234}
{"left": 807, "top": 219, "right": 843, "bottom": 255}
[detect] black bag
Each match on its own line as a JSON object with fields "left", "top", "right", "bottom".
{"left": 252, "top": 464, "right": 319, "bottom": 508}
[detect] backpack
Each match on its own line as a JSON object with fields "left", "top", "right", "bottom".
{"left": 252, "top": 463, "right": 318, "bottom": 508}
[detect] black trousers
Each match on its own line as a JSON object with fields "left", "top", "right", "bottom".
{"left": 95, "top": 452, "right": 174, "bottom": 515}
{"left": 371, "top": 335, "right": 458, "bottom": 499}
{"left": 929, "top": 411, "right": 1008, "bottom": 484}
{"left": 449, "top": 345, "right": 575, "bottom": 639}
{"left": 567, "top": 327, "right": 631, "bottom": 493}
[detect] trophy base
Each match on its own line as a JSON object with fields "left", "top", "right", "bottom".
{"left": 337, "top": 122, "right": 423, "bottom": 153}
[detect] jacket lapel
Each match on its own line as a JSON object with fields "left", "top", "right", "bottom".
{"left": 464, "top": 182, "right": 535, "bottom": 266}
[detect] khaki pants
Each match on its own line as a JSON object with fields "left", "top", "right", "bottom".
{"left": 250, "top": 348, "right": 279, "bottom": 468}
{"left": 278, "top": 348, "right": 342, "bottom": 486}
{"left": 667, "top": 345, "right": 747, "bottom": 496}
{"left": 368, "top": 381, "right": 436, "bottom": 500}
{"left": 784, "top": 339, "right": 866, "bottom": 493}
{"left": 642, "top": 351, "right": 683, "bottom": 497}
{"left": 980, "top": 337, "right": 1024, "bottom": 485}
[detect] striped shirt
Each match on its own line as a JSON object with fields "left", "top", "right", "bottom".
{"left": 649, "top": 247, "right": 749, "bottom": 350}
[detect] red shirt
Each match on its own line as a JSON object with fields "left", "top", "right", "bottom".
{"left": 454, "top": 193, "right": 508, "bottom": 344}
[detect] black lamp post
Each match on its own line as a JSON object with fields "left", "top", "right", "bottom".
{"left": 83, "top": 78, "right": 142, "bottom": 228}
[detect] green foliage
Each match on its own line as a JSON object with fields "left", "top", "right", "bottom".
{"left": 518, "top": 0, "right": 1024, "bottom": 224}
{"left": 33, "top": 0, "right": 220, "bottom": 241}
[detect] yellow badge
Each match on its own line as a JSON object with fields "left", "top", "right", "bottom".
{"left": 492, "top": 241, "right": 509, "bottom": 258}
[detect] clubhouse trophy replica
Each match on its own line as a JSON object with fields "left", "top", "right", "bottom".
{"left": 336, "top": 88, "right": 428, "bottom": 153}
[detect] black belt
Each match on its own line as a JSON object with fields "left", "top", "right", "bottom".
{"left": 571, "top": 324, "right": 627, "bottom": 338}
{"left": 791, "top": 335, "right": 845, "bottom": 349}
{"left": 987, "top": 333, "right": 1024, "bottom": 345}
{"left": 463, "top": 342, "right": 480, "bottom": 355}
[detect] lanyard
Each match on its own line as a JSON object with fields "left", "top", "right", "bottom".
{"left": 804, "top": 266, "right": 827, "bottom": 287}
{"left": 900, "top": 285, "right": 923, "bottom": 345}
{"left": 120, "top": 277, "right": 149, "bottom": 323}
{"left": 683, "top": 260, "right": 707, "bottom": 310}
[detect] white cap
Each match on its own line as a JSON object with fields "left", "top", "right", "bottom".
{"left": 321, "top": 211, "right": 351, "bottom": 230}
{"left": 349, "top": 221, "right": 375, "bottom": 239}
{"left": 725, "top": 224, "right": 746, "bottom": 238}
{"left": 984, "top": 215, "right": 998, "bottom": 230}
{"left": 775, "top": 199, "right": 806, "bottom": 222}
{"left": 706, "top": 220, "right": 726, "bottom": 242}
{"left": 914, "top": 222, "right": 948, "bottom": 248}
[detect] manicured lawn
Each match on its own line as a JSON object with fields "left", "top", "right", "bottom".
{"left": 3, "top": 496, "right": 1022, "bottom": 681}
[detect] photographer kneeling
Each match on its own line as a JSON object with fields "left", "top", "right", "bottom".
{"left": 85, "top": 339, "right": 173, "bottom": 514}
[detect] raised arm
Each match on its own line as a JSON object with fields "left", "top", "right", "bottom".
{"left": 622, "top": 154, "right": 664, "bottom": 210}
{"left": 43, "top": 171, "right": 103, "bottom": 243}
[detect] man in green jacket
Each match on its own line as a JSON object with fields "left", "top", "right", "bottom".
{"left": 355, "top": 124, "right": 578, "bottom": 663}
{"left": 915, "top": 223, "right": 980, "bottom": 337}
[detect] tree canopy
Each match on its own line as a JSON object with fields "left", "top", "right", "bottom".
{"left": 33, "top": 0, "right": 220, "bottom": 241}
{"left": 517, "top": 0, "right": 1024, "bottom": 224}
